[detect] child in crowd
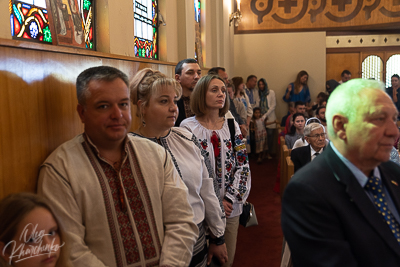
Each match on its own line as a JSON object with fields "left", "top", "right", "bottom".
{"left": 0, "top": 192, "right": 72, "bottom": 267}
{"left": 250, "top": 107, "right": 274, "bottom": 163}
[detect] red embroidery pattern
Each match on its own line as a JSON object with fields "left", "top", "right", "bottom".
{"left": 82, "top": 137, "right": 161, "bottom": 266}
{"left": 128, "top": 143, "right": 162, "bottom": 264}
{"left": 99, "top": 160, "right": 141, "bottom": 264}
{"left": 82, "top": 141, "right": 124, "bottom": 267}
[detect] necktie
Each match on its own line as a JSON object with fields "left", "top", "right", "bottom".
{"left": 365, "top": 176, "right": 400, "bottom": 244}
{"left": 314, "top": 152, "right": 319, "bottom": 156}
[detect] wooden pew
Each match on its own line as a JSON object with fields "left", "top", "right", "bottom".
{"left": 286, "top": 156, "right": 295, "bottom": 185}
{"left": 280, "top": 145, "right": 290, "bottom": 198}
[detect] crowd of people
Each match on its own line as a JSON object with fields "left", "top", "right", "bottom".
{"left": 1, "top": 61, "right": 400, "bottom": 267}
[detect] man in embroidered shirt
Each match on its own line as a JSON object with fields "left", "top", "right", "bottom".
{"left": 38, "top": 66, "right": 198, "bottom": 267}
{"left": 290, "top": 122, "right": 325, "bottom": 172}
{"left": 175, "top": 58, "right": 202, "bottom": 126}
{"left": 282, "top": 79, "right": 400, "bottom": 266}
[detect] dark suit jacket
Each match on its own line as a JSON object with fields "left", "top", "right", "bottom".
{"left": 282, "top": 143, "right": 400, "bottom": 267}
{"left": 175, "top": 98, "right": 186, "bottom": 127}
{"left": 291, "top": 145, "right": 311, "bottom": 173}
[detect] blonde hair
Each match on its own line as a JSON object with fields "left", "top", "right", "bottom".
{"left": 190, "top": 75, "right": 229, "bottom": 117}
{"left": 130, "top": 68, "right": 182, "bottom": 117}
{"left": 0, "top": 192, "right": 72, "bottom": 267}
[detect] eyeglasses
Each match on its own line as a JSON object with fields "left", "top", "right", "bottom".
{"left": 308, "top": 133, "right": 326, "bottom": 138}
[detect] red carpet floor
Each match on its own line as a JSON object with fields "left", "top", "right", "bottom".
{"left": 232, "top": 157, "right": 283, "bottom": 267}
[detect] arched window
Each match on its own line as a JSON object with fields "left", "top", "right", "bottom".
{"left": 386, "top": 54, "right": 400, "bottom": 88}
{"left": 134, "top": 0, "right": 158, "bottom": 59}
{"left": 362, "top": 55, "right": 383, "bottom": 81}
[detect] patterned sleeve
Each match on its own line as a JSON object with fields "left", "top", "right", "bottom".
{"left": 191, "top": 134, "right": 225, "bottom": 215}
{"left": 160, "top": 150, "right": 199, "bottom": 266}
{"left": 38, "top": 165, "right": 108, "bottom": 267}
{"left": 225, "top": 121, "right": 251, "bottom": 204}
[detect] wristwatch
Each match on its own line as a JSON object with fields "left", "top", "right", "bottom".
{"left": 209, "top": 235, "right": 225, "bottom": 246}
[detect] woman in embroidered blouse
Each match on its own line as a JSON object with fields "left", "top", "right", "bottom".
{"left": 129, "top": 68, "right": 227, "bottom": 267}
{"left": 180, "top": 75, "right": 251, "bottom": 267}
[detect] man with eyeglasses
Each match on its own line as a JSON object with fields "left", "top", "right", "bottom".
{"left": 282, "top": 79, "right": 400, "bottom": 267}
{"left": 290, "top": 122, "right": 325, "bottom": 172}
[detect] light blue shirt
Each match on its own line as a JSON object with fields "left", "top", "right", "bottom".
{"left": 330, "top": 142, "right": 400, "bottom": 223}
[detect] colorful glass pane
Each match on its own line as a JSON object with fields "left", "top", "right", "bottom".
{"left": 194, "top": 0, "right": 200, "bottom": 23}
{"left": 134, "top": 0, "right": 158, "bottom": 59}
{"left": 78, "top": 0, "right": 95, "bottom": 49}
{"left": 10, "top": 0, "right": 52, "bottom": 43}
{"left": 194, "top": 0, "right": 203, "bottom": 66}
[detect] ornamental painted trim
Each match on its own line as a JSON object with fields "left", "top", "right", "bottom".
{"left": 237, "top": 0, "right": 400, "bottom": 33}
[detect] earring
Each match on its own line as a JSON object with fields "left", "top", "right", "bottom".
{"left": 142, "top": 119, "right": 146, "bottom": 127}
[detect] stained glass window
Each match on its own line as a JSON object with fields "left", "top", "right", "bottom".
{"left": 10, "top": 0, "right": 95, "bottom": 49}
{"left": 134, "top": 0, "right": 158, "bottom": 59}
{"left": 9, "top": 0, "right": 52, "bottom": 43}
{"left": 362, "top": 55, "right": 383, "bottom": 81}
{"left": 77, "top": 0, "right": 95, "bottom": 49}
{"left": 194, "top": 0, "right": 203, "bottom": 66}
{"left": 194, "top": 0, "right": 200, "bottom": 23}
{"left": 386, "top": 54, "right": 400, "bottom": 88}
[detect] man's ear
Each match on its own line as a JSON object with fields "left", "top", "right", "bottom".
{"left": 304, "top": 136, "right": 310, "bottom": 144}
{"left": 0, "top": 241, "right": 11, "bottom": 263}
{"left": 332, "top": 115, "right": 348, "bottom": 140}
{"left": 175, "top": 74, "right": 181, "bottom": 83}
{"left": 77, "top": 104, "right": 85, "bottom": 124}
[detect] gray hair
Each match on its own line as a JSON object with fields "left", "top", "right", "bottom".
{"left": 326, "top": 78, "right": 384, "bottom": 138}
{"left": 76, "top": 66, "right": 129, "bottom": 105}
{"left": 304, "top": 122, "right": 323, "bottom": 137}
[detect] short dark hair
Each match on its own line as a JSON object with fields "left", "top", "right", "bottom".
{"left": 175, "top": 58, "right": 198, "bottom": 75}
{"left": 316, "top": 105, "right": 326, "bottom": 116}
{"left": 317, "top": 92, "right": 327, "bottom": 99}
{"left": 295, "top": 101, "right": 305, "bottom": 107}
{"left": 208, "top": 67, "right": 225, "bottom": 75}
{"left": 76, "top": 66, "right": 129, "bottom": 105}
{"left": 341, "top": 70, "right": 351, "bottom": 77}
{"left": 392, "top": 74, "right": 400, "bottom": 80}
{"left": 246, "top": 75, "right": 257, "bottom": 82}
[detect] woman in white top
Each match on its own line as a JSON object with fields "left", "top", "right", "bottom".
{"left": 130, "top": 69, "right": 227, "bottom": 267}
{"left": 258, "top": 78, "right": 276, "bottom": 159}
{"left": 180, "top": 75, "right": 251, "bottom": 267}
